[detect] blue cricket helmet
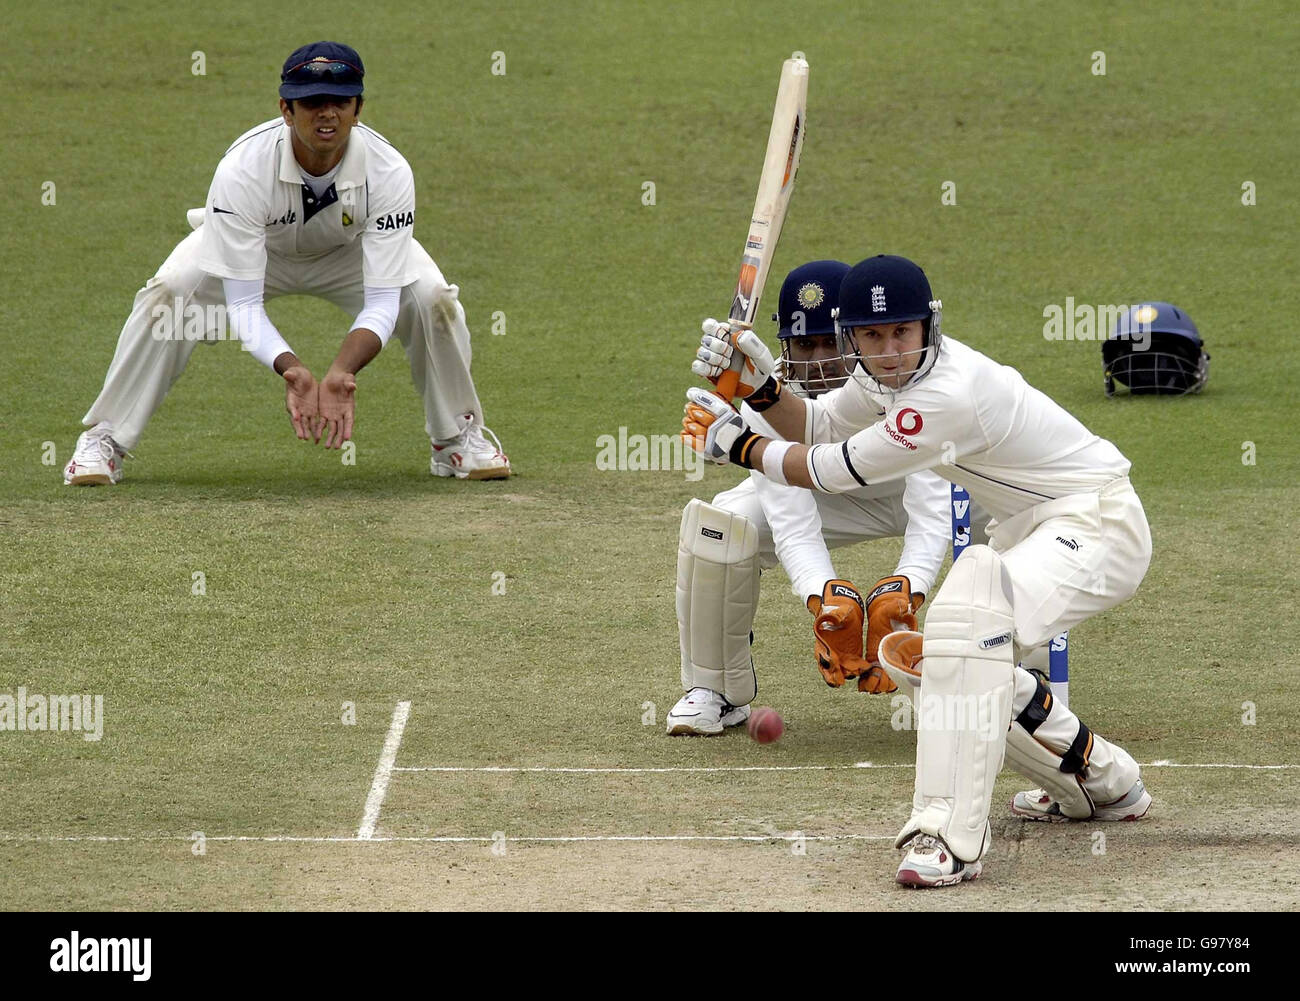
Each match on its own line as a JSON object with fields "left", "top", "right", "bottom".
{"left": 771, "top": 260, "right": 852, "bottom": 398}
{"left": 834, "top": 255, "right": 944, "bottom": 392}
{"left": 1103, "top": 301, "right": 1209, "bottom": 396}
{"left": 773, "top": 260, "right": 851, "bottom": 338}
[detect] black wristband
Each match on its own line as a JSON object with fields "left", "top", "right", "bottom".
{"left": 728, "top": 429, "right": 764, "bottom": 469}
{"left": 747, "top": 376, "right": 782, "bottom": 412}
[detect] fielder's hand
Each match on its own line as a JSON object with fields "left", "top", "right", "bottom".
{"left": 318, "top": 370, "right": 357, "bottom": 449}
{"left": 692, "top": 319, "right": 779, "bottom": 403}
{"left": 858, "top": 575, "right": 925, "bottom": 694}
{"left": 283, "top": 366, "right": 321, "bottom": 442}
{"left": 681, "top": 386, "right": 760, "bottom": 465}
{"left": 809, "top": 579, "right": 873, "bottom": 687}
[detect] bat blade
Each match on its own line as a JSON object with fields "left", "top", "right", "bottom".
{"left": 717, "top": 54, "right": 809, "bottom": 401}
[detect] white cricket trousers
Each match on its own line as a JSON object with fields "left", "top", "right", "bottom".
{"left": 81, "top": 220, "right": 484, "bottom": 450}
{"left": 995, "top": 476, "right": 1153, "bottom": 803}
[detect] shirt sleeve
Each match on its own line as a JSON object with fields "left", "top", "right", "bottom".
{"left": 804, "top": 376, "right": 884, "bottom": 444}
{"left": 222, "top": 277, "right": 293, "bottom": 371}
{"left": 350, "top": 285, "right": 401, "bottom": 345}
{"left": 894, "top": 469, "right": 952, "bottom": 598}
{"left": 742, "top": 402, "right": 834, "bottom": 602}
{"left": 362, "top": 160, "right": 416, "bottom": 287}
{"left": 752, "top": 470, "right": 835, "bottom": 604}
{"left": 807, "top": 384, "right": 984, "bottom": 493}
{"left": 198, "top": 161, "right": 268, "bottom": 280}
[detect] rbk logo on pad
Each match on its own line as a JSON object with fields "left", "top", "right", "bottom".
{"left": 979, "top": 632, "right": 1012, "bottom": 650}
{"left": 701, "top": 527, "right": 724, "bottom": 541}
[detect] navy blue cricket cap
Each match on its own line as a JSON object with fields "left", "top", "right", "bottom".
{"left": 279, "top": 42, "right": 365, "bottom": 100}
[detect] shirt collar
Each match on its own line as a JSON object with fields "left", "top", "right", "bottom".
{"left": 278, "top": 122, "right": 367, "bottom": 189}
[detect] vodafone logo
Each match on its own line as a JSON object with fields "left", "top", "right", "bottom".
{"left": 882, "top": 408, "right": 922, "bottom": 451}
{"left": 895, "top": 408, "right": 923, "bottom": 436}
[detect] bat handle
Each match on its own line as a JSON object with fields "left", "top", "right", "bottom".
{"left": 715, "top": 368, "right": 742, "bottom": 402}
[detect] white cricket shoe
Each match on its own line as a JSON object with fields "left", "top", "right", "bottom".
{"left": 1011, "top": 778, "right": 1151, "bottom": 823}
{"left": 896, "top": 833, "right": 982, "bottom": 888}
{"left": 665, "top": 687, "right": 750, "bottom": 736}
{"left": 431, "top": 413, "right": 511, "bottom": 480}
{"left": 63, "top": 424, "right": 127, "bottom": 486}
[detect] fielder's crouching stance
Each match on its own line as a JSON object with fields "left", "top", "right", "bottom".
{"left": 63, "top": 41, "right": 509, "bottom": 486}
{"left": 682, "top": 254, "right": 1152, "bottom": 887}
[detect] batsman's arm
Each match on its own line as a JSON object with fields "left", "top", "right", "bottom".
{"left": 748, "top": 386, "right": 807, "bottom": 443}
{"left": 685, "top": 389, "right": 943, "bottom": 490}
{"left": 751, "top": 430, "right": 942, "bottom": 493}
{"left": 694, "top": 322, "right": 809, "bottom": 441}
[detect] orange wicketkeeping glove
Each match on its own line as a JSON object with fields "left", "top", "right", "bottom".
{"left": 808, "top": 580, "right": 872, "bottom": 687}
{"left": 858, "top": 576, "right": 926, "bottom": 694}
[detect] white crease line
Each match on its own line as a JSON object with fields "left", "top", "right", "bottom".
{"left": 357, "top": 700, "right": 411, "bottom": 840}
{"left": 1144, "top": 761, "right": 1298, "bottom": 769}
{"left": 395, "top": 761, "right": 1299, "bottom": 774}
{"left": 0, "top": 833, "right": 892, "bottom": 844}
{"left": 394, "top": 763, "right": 910, "bottom": 773}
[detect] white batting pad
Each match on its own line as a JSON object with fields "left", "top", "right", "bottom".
{"left": 677, "top": 499, "right": 761, "bottom": 707}
{"left": 896, "top": 545, "right": 1017, "bottom": 863}
{"left": 1005, "top": 666, "right": 1140, "bottom": 811}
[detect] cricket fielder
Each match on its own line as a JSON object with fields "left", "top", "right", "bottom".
{"left": 682, "top": 255, "right": 1152, "bottom": 887}
{"left": 63, "top": 41, "right": 509, "bottom": 485}
{"left": 668, "top": 261, "right": 955, "bottom": 734}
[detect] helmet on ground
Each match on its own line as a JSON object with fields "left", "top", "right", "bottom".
{"left": 1103, "top": 302, "right": 1208, "bottom": 396}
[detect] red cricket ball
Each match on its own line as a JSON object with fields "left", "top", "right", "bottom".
{"left": 747, "top": 706, "right": 784, "bottom": 744}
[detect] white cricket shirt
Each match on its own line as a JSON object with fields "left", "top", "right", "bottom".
{"left": 804, "top": 337, "right": 1132, "bottom": 524}
{"left": 198, "top": 119, "right": 418, "bottom": 287}
{"left": 743, "top": 404, "right": 952, "bottom": 601}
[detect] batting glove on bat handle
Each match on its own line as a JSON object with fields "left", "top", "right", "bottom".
{"left": 680, "top": 386, "right": 763, "bottom": 467}
{"left": 692, "top": 320, "right": 780, "bottom": 406}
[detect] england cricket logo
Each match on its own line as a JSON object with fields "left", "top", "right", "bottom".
{"left": 871, "top": 285, "right": 886, "bottom": 312}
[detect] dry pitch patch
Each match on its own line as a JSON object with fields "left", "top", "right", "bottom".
{"left": 3, "top": 759, "right": 1297, "bottom": 910}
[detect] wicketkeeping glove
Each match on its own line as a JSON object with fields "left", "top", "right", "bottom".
{"left": 858, "top": 575, "right": 925, "bottom": 694}
{"left": 809, "top": 580, "right": 873, "bottom": 687}
{"left": 691, "top": 319, "right": 782, "bottom": 408}
{"left": 681, "top": 386, "right": 763, "bottom": 466}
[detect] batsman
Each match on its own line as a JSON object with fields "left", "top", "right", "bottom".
{"left": 668, "top": 260, "right": 955, "bottom": 736}
{"left": 683, "top": 254, "right": 1153, "bottom": 888}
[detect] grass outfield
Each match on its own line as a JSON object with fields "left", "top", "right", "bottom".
{"left": 2, "top": 0, "right": 1298, "bottom": 910}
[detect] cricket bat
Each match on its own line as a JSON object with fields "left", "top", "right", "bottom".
{"left": 715, "top": 53, "right": 809, "bottom": 402}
